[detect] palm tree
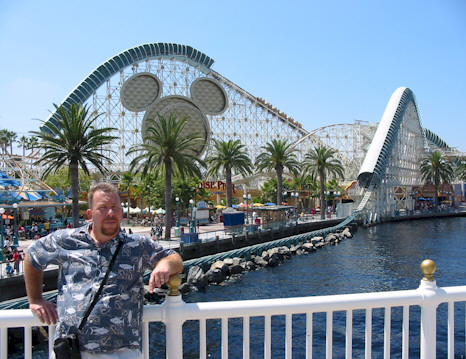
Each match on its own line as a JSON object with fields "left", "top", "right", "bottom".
{"left": 127, "top": 113, "right": 205, "bottom": 238}
{"left": 206, "top": 139, "right": 253, "bottom": 208}
{"left": 420, "top": 151, "right": 453, "bottom": 206}
{"left": 26, "top": 136, "right": 39, "bottom": 156}
{"left": 119, "top": 171, "right": 136, "bottom": 208}
{"left": 456, "top": 161, "right": 466, "bottom": 181}
{"left": 0, "top": 129, "right": 17, "bottom": 154}
{"left": 30, "top": 103, "right": 117, "bottom": 227}
{"left": 303, "top": 146, "right": 344, "bottom": 219}
{"left": 18, "top": 135, "right": 29, "bottom": 158}
{"left": 255, "top": 139, "right": 299, "bottom": 205}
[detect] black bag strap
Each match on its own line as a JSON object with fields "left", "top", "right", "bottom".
{"left": 78, "top": 239, "right": 124, "bottom": 332}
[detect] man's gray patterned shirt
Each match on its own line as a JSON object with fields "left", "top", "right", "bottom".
{"left": 27, "top": 224, "right": 175, "bottom": 353}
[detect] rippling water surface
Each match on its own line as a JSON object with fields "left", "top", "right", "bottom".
{"left": 173, "top": 217, "right": 466, "bottom": 358}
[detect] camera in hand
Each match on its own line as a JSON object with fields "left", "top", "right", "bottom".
{"left": 53, "top": 334, "right": 81, "bottom": 359}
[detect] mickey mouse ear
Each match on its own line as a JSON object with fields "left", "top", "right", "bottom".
{"left": 190, "top": 77, "right": 228, "bottom": 115}
{"left": 121, "top": 72, "right": 162, "bottom": 112}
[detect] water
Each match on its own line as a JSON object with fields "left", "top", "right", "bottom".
{"left": 172, "top": 217, "right": 466, "bottom": 358}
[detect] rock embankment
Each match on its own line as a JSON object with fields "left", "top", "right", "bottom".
{"left": 145, "top": 227, "right": 353, "bottom": 303}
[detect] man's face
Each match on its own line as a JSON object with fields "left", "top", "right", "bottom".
{"left": 87, "top": 190, "right": 123, "bottom": 239}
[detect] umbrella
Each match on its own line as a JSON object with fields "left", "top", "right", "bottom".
{"left": 239, "top": 203, "right": 250, "bottom": 207}
{"left": 253, "top": 203, "right": 264, "bottom": 207}
{"left": 2, "top": 214, "right": 14, "bottom": 220}
{"left": 232, "top": 204, "right": 239, "bottom": 208}
{"left": 264, "top": 202, "right": 276, "bottom": 206}
{"left": 155, "top": 208, "right": 166, "bottom": 214}
{"left": 129, "top": 207, "right": 141, "bottom": 214}
{"left": 214, "top": 205, "right": 226, "bottom": 209}
{"left": 13, "top": 190, "right": 43, "bottom": 201}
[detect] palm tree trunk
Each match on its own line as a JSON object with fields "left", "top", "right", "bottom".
{"left": 276, "top": 166, "right": 283, "bottom": 205}
{"left": 226, "top": 167, "right": 233, "bottom": 208}
{"left": 319, "top": 170, "right": 325, "bottom": 220}
{"left": 434, "top": 178, "right": 440, "bottom": 207}
{"left": 70, "top": 160, "right": 80, "bottom": 227}
{"left": 164, "top": 159, "right": 172, "bottom": 239}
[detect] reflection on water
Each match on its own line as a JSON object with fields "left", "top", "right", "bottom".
{"left": 179, "top": 217, "right": 466, "bottom": 358}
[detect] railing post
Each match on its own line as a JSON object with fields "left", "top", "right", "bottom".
{"left": 163, "top": 274, "right": 184, "bottom": 359}
{"left": 418, "top": 259, "right": 438, "bottom": 359}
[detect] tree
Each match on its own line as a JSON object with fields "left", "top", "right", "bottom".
{"left": 44, "top": 167, "right": 92, "bottom": 194}
{"left": 255, "top": 139, "right": 299, "bottom": 205}
{"left": 127, "top": 113, "right": 205, "bottom": 238}
{"left": 0, "top": 129, "right": 17, "bottom": 154}
{"left": 119, "top": 171, "right": 136, "bottom": 207}
{"left": 206, "top": 139, "right": 253, "bottom": 208}
{"left": 455, "top": 160, "right": 466, "bottom": 181}
{"left": 303, "top": 146, "right": 344, "bottom": 219}
{"left": 259, "top": 177, "right": 292, "bottom": 204}
{"left": 26, "top": 136, "right": 39, "bottom": 156}
{"left": 291, "top": 173, "right": 319, "bottom": 211}
{"left": 30, "top": 103, "right": 117, "bottom": 227}
{"left": 420, "top": 151, "right": 453, "bottom": 206}
{"left": 18, "top": 135, "right": 29, "bottom": 158}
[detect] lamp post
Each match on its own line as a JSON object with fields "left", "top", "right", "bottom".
{"left": 292, "top": 192, "right": 299, "bottom": 222}
{"left": 243, "top": 193, "right": 251, "bottom": 224}
{"left": 0, "top": 208, "right": 4, "bottom": 261}
{"left": 13, "top": 203, "right": 18, "bottom": 246}
{"left": 189, "top": 199, "right": 195, "bottom": 233}
{"left": 324, "top": 190, "right": 330, "bottom": 211}
{"left": 62, "top": 205, "right": 66, "bottom": 227}
{"left": 175, "top": 197, "right": 180, "bottom": 227}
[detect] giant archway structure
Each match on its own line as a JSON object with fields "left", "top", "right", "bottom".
{"left": 41, "top": 43, "right": 461, "bottom": 219}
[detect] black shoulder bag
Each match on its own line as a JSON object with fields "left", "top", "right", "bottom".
{"left": 53, "top": 240, "right": 124, "bottom": 359}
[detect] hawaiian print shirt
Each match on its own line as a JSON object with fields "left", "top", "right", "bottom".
{"left": 27, "top": 224, "right": 175, "bottom": 353}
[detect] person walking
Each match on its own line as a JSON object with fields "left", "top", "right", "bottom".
{"left": 12, "top": 248, "right": 22, "bottom": 274}
{"left": 24, "top": 183, "right": 183, "bottom": 358}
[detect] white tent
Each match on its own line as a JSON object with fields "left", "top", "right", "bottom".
{"left": 129, "top": 207, "right": 141, "bottom": 214}
{"left": 155, "top": 208, "right": 166, "bottom": 214}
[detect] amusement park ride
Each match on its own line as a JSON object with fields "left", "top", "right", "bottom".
{"left": 2, "top": 43, "right": 464, "bottom": 224}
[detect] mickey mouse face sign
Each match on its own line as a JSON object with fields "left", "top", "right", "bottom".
{"left": 120, "top": 72, "right": 228, "bottom": 156}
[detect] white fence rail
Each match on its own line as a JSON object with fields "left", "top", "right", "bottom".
{"left": 1, "top": 260, "right": 466, "bottom": 358}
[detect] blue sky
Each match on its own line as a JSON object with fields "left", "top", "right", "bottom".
{"left": 0, "top": 0, "right": 465, "bottom": 151}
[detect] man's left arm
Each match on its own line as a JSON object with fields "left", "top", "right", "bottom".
{"left": 148, "top": 253, "right": 183, "bottom": 293}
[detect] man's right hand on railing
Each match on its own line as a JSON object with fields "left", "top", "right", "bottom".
{"left": 29, "top": 298, "right": 58, "bottom": 325}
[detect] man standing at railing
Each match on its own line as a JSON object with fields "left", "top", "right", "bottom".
{"left": 24, "top": 182, "right": 183, "bottom": 359}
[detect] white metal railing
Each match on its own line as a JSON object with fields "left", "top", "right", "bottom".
{"left": 1, "top": 260, "right": 466, "bottom": 358}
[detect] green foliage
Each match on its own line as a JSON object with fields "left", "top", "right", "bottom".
{"left": 44, "top": 167, "right": 92, "bottom": 193}
{"left": 303, "top": 146, "right": 344, "bottom": 219}
{"left": 0, "top": 129, "right": 17, "bottom": 154}
{"left": 420, "top": 151, "right": 453, "bottom": 205}
{"left": 456, "top": 161, "right": 466, "bottom": 181}
{"left": 255, "top": 139, "right": 299, "bottom": 204}
{"left": 259, "top": 178, "right": 292, "bottom": 203}
{"left": 30, "top": 102, "right": 118, "bottom": 226}
{"left": 127, "top": 113, "right": 205, "bottom": 237}
{"left": 206, "top": 139, "right": 253, "bottom": 207}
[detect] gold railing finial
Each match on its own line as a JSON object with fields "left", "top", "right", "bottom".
{"left": 167, "top": 274, "right": 182, "bottom": 296}
{"left": 420, "top": 259, "right": 436, "bottom": 282}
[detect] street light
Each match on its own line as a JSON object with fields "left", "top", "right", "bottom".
{"left": 0, "top": 208, "right": 4, "bottom": 261}
{"left": 175, "top": 197, "right": 180, "bottom": 227}
{"left": 189, "top": 199, "right": 195, "bottom": 233}
{"left": 13, "top": 203, "right": 18, "bottom": 246}
{"left": 243, "top": 193, "right": 251, "bottom": 224}
{"left": 291, "top": 192, "right": 299, "bottom": 222}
